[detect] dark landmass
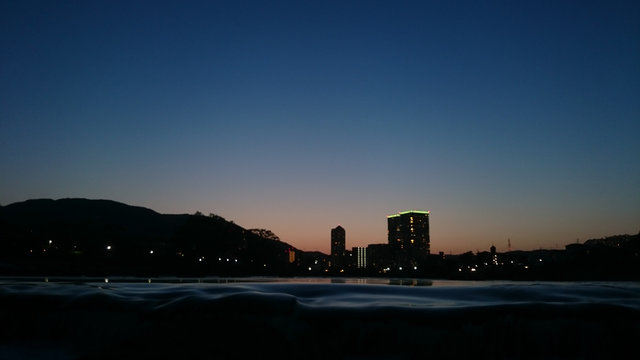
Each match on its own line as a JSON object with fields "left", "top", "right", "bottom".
{"left": 1, "top": 198, "right": 638, "bottom": 280}
{"left": 0, "top": 198, "right": 297, "bottom": 277}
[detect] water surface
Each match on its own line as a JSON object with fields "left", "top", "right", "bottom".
{"left": 1, "top": 277, "right": 638, "bottom": 359}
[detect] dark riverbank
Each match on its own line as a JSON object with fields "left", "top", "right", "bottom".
{"left": 2, "top": 199, "right": 638, "bottom": 281}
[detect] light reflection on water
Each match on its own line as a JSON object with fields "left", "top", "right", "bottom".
{"left": 2, "top": 276, "right": 640, "bottom": 309}
{"left": 3, "top": 275, "right": 638, "bottom": 288}
{"left": 5, "top": 275, "right": 442, "bottom": 285}
{"left": 0, "top": 275, "right": 531, "bottom": 290}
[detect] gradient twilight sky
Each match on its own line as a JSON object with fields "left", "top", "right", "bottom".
{"left": 1, "top": 0, "right": 639, "bottom": 255}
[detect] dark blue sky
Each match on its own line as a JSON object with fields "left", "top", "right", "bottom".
{"left": 2, "top": 0, "right": 639, "bottom": 254}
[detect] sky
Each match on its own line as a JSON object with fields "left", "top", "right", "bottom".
{"left": 1, "top": 0, "right": 639, "bottom": 255}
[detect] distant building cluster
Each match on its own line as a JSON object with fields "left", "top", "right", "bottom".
{"left": 330, "top": 210, "right": 431, "bottom": 274}
{"left": 320, "top": 210, "right": 639, "bottom": 280}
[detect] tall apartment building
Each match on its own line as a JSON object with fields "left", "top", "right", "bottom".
{"left": 387, "top": 210, "right": 430, "bottom": 266}
{"left": 330, "top": 225, "right": 346, "bottom": 268}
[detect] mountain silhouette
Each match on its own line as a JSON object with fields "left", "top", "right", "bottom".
{"left": 0, "top": 198, "right": 302, "bottom": 276}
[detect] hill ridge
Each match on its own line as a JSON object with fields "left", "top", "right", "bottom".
{"left": 0, "top": 198, "right": 305, "bottom": 276}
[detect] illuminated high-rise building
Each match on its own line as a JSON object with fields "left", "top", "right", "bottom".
{"left": 353, "top": 247, "right": 367, "bottom": 269}
{"left": 387, "top": 210, "right": 430, "bottom": 265}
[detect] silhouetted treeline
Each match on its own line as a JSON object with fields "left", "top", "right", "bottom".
{"left": 1, "top": 198, "right": 638, "bottom": 280}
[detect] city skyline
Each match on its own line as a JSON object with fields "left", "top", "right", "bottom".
{"left": 1, "top": 1, "right": 639, "bottom": 255}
